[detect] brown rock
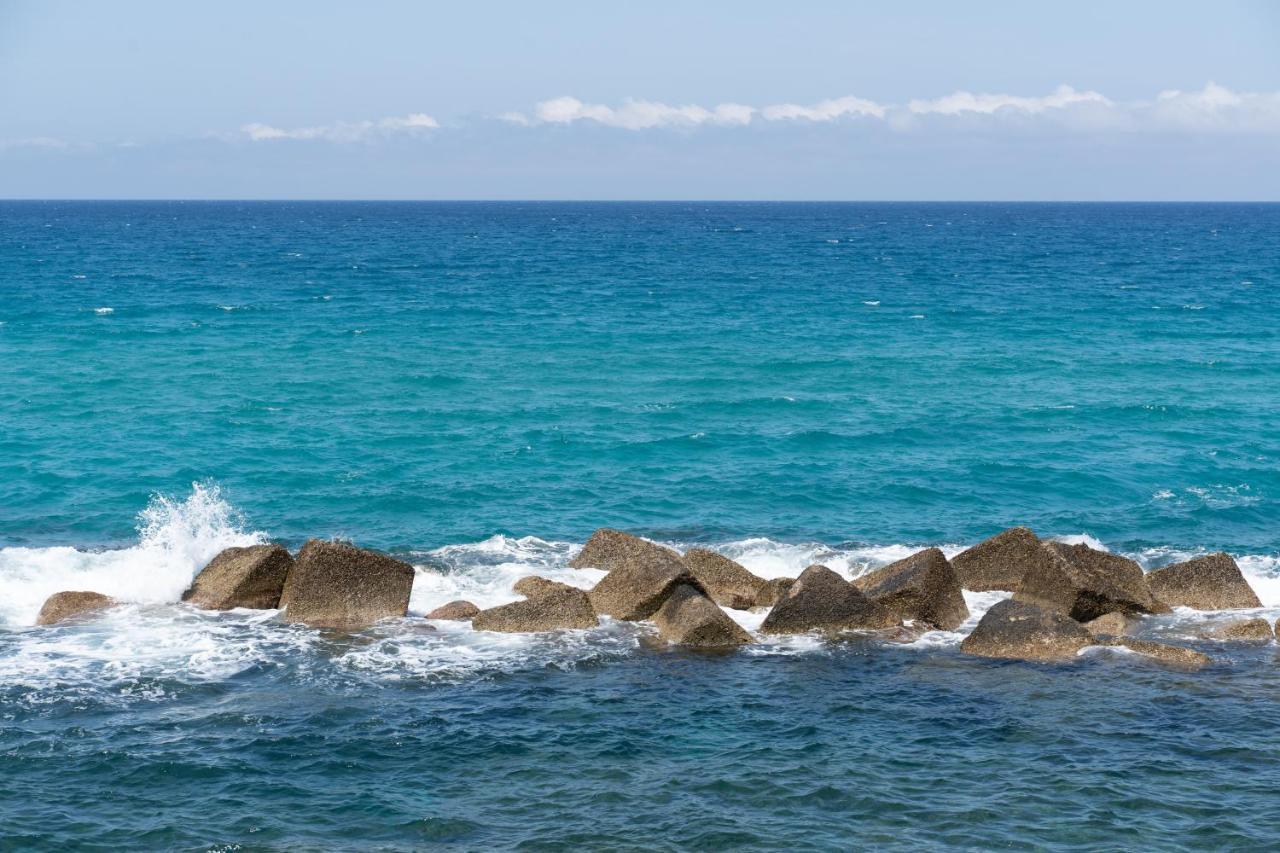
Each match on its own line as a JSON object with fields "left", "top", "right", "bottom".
{"left": 569, "top": 528, "right": 679, "bottom": 571}
{"left": 1014, "top": 541, "right": 1169, "bottom": 622}
{"left": 425, "top": 600, "right": 480, "bottom": 620}
{"left": 754, "top": 577, "right": 794, "bottom": 608}
{"left": 512, "top": 576, "right": 577, "bottom": 599}
{"left": 852, "top": 547, "right": 969, "bottom": 630}
{"left": 472, "top": 584, "right": 598, "bottom": 632}
{"left": 36, "top": 591, "right": 116, "bottom": 626}
{"left": 1201, "top": 617, "right": 1274, "bottom": 643}
{"left": 1113, "top": 638, "right": 1211, "bottom": 670}
{"left": 182, "top": 544, "right": 293, "bottom": 610}
{"left": 1145, "top": 553, "right": 1262, "bottom": 611}
{"left": 760, "top": 564, "right": 897, "bottom": 634}
{"left": 951, "top": 526, "right": 1051, "bottom": 592}
{"left": 587, "top": 550, "right": 702, "bottom": 621}
{"left": 959, "top": 599, "right": 1092, "bottom": 662}
{"left": 653, "top": 584, "right": 752, "bottom": 647}
{"left": 1082, "top": 612, "right": 1133, "bottom": 638}
{"left": 280, "top": 540, "right": 415, "bottom": 630}
{"left": 682, "top": 548, "right": 768, "bottom": 610}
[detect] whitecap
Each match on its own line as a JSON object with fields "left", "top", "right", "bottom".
{"left": 93, "top": 307, "right": 114, "bottom": 315}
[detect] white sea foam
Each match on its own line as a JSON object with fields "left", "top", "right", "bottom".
{"left": 93, "top": 307, "right": 114, "bottom": 315}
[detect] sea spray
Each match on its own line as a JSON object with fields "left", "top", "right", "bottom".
{"left": 0, "top": 482, "right": 263, "bottom": 628}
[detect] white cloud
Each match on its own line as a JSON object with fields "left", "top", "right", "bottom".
{"left": 532, "top": 96, "right": 755, "bottom": 129}
{"left": 1145, "top": 82, "right": 1280, "bottom": 131}
{"left": 908, "top": 85, "right": 1112, "bottom": 116}
{"left": 241, "top": 112, "right": 439, "bottom": 142}
{"left": 761, "top": 96, "right": 886, "bottom": 121}
{"left": 0, "top": 136, "right": 71, "bottom": 151}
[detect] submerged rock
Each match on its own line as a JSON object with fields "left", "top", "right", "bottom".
{"left": 472, "top": 583, "right": 597, "bottom": 632}
{"left": 280, "top": 540, "right": 415, "bottom": 630}
{"left": 1014, "top": 541, "right": 1168, "bottom": 622}
{"left": 1144, "top": 553, "right": 1262, "bottom": 611}
{"left": 1113, "top": 638, "right": 1212, "bottom": 670}
{"left": 754, "top": 577, "right": 795, "bottom": 608}
{"left": 36, "top": 591, "right": 116, "bottom": 626}
{"left": 1082, "top": 612, "right": 1134, "bottom": 638}
{"left": 951, "top": 526, "right": 1050, "bottom": 592}
{"left": 425, "top": 600, "right": 480, "bottom": 620}
{"left": 1200, "top": 617, "right": 1274, "bottom": 643}
{"left": 760, "top": 564, "right": 896, "bottom": 634}
{"left": 182, "top": 544, "right": 293, "bottom": 610}
{"left": 588, "top": 551, "right": 701, "bottom": 621}
{"left": 653, "top": 584, "right": 752, "bottom": 647}
{"left": 569, "top": 528, "right": 679, "bottom": 571}
{"left": 852, "top": 547, "right": 969, "bottom": 630}
{"left": 682, "top": 548, "right": 768, "bottom": 610}
{"left": 959, "top": 599, "right": 1091, "bottom": 662}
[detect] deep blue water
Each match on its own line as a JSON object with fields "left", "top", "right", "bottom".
{"left": 1, "top": 202, "right": 1279, "bottom": 850}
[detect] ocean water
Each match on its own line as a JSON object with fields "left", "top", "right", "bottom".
{"left": 1, "top": 201, "right": 1279, "bottom": 850}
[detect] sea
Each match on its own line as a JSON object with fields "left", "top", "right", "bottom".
{"left": 1, "top": 201, "right": 1278, "bottom": 850}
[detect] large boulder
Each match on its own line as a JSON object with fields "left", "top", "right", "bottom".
{"left": 951, "top": 526, "right": 1051, "bottom": 592}
{"left": 280, "top": 540, "right": 416, "bottom": 630}
{"left": 588, "top": 551, "right": 702, "bottom": 621}
{"left": 1145, "top": 553, "right": 1262, "bottom": 610}
{"left": 182, "top": 544, "right": 293, "bottom": 610}
{"left": 569, "top": 528, "right": 679, "bottom": 571}
{"left": 425, "top": 600, "right": 479, "bottom": 620}
{"left": 472, "top": 582, "right": 598, "bottom": 632}
{"left": 1200, "top": 617, "right": 1274, "bottom": 643}
{"left": 959, "top": 599, "right": 1092, "bottom": 662}
{"left": 653, "top": 584, "right": 752, "bottom": 647}
{"left": 682, "top": 548, "right": 768, "bottom": 610}
{"left": 513, "top": 576, "right": 573, "bottom": 599}
{"left": 1113, "top": 638, "right": 1211, "bottom": 670}
{"left": 1013, "top": 541, "right": 1169, "bottom": 622}
{"left": 852, "top": 547, "right": 969, "bottom": 630}
{"left": 760, "top": 564, "right": 897, "bottom": 635}
{"left": 36, "top": 591, "right": 115, "bottom": 626}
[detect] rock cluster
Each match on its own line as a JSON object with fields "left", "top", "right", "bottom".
{"left": 31, "top": 526, "right": 1265, "bottom": 673}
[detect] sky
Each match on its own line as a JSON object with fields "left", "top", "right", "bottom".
{"left": 2, "top": 1, "right": 1279, "bottom": 200}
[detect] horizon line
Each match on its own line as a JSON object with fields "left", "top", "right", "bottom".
{"left": 2, "top": 198, "right": 1279, "bottom": 205}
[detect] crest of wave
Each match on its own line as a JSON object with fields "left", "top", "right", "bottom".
{"left": 0, "top": 482, "right": 265, "bottom": 627}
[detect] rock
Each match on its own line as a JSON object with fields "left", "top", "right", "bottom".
{"left": 587, "top": 550, "right": 702, "bottom": 621}
{"left": 1113, "top": 638, "right": 1211, "bottom": 670}
{"left": 1082, "top": 612, "right": 1133, "bottom": 638}
{"left": 951, "top": 526, "right": 1051, "bottom": 592}
{"left": 1200, "top": 617, "right": 1274, "bottom": 643}
{"left": 512, "top": 576, "right": 576, "bottom": 599}
{"left": 653, "top": 584, "right": 752, "bottom": 647}
{"left": 682, "top": 548, "right": 768, "bottom": 610}
{"left": 754, "top": 577, "right": 794, "bottom": 608}
{"left": 1013, "top": 541, "right": 1169, "bottom": 622}
{"left": 852, "top": 547, "right": 969, "bottom": 630}
{"left": 760, "top": 564, "right": 897, "bottom": 634}
{"left": 472, "top": 584, "right": 598, "bottom": 632}
{"left": 182, "top": 544, "right": 294, "bottom": 610}
{"left": 36, "top": 591, "right": 115, "bottom": 626}
{"left": 1144, "top": 553, "right": 1262, "bottom": 610}
{"left": 280, "top": 540, "right": 416, "bottom": 630}
{"left": 569, "top": 528, "right": 679, "bottom": 571}
{"left": 425, "top": 600, "right": 480, "bottom": 620}
{"left": 959, "top": 599, "right": 1092, "bottom": 662}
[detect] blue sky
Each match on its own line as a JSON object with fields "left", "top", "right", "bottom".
{"left": 2, "top": 1, "right": 1279, "bottom": 199}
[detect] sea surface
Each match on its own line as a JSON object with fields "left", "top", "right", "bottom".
{"left": 1, "top": 201, "right": 1279, "bottom": 850}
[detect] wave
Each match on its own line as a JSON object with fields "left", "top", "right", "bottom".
{"left": 3, "top": 485, "right": 1280, "bottom": 698}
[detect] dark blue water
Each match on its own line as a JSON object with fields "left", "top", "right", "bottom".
{"left": 1, "top": 202, "right": 1279, "bottom": 849}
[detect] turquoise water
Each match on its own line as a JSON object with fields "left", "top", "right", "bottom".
{"left": 2, "top": 202, "right": 1280, "bottom": 849}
